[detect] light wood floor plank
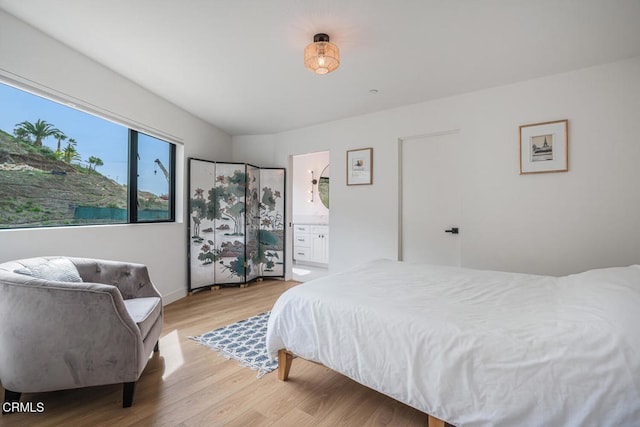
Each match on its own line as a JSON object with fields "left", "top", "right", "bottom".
{"left": 0, "top": 279, "right": 433, "bottom": 426}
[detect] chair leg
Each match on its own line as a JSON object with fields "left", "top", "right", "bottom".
{"left": 153, "top": 341, "right": 159, "bottom": 352}
{"left": 2, "top": 389, "right": 22, "bottom": 415}
{"left": 122, "top": 382, "right": 136, "bottom": 408}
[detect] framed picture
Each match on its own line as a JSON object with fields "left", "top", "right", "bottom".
{"left": 346, "top": 147, "right": 373, "bottom": 185}
{"left": 519, "top": 119, "right": 568, "bottom": 174}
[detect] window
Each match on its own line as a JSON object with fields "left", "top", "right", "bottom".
{"left": 131, "top": 131, "right": 176, "bottom": 222}
{"left": 0, "top": 81, "right": 175, "bottom": 229}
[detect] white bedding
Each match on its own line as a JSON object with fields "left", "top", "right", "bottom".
{"left": 266, "top": 259, "right": 640, "bottom": 427}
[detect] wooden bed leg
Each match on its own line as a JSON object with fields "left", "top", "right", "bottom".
{"left": 428, "top": 414, "right": 446, "bottom": 427}
{"left": 278, "top": 349, "right": 293, "bottom": 381}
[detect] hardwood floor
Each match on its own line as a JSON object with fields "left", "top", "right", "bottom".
{"left": 1, "top": 279, "right": 430, "bottom": 426}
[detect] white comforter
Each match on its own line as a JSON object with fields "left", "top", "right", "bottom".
{"left": 266, "top": 259, "right": 640, "bottom": 427}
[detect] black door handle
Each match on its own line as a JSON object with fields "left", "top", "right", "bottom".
{"left": 445, "top": 227, "right": 459, "bottom": 234}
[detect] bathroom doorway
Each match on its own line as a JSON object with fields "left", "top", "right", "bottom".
{"left": 291, "top": 151, "right": 330, "bottom": 282}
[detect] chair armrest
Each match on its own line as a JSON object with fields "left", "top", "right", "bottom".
{"left": 69, "top": 257, "right": 162, "bottom": 300}
{"left": 0, "top": 276, "right": 146, "bottom": 392}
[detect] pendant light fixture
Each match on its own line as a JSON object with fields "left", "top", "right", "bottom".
{"left": 304, "top": 33, "right": 340, "bottom": 75}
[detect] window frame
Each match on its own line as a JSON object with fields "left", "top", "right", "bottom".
{"left": 128, "top": 129, "right": 176, "bottom": 223}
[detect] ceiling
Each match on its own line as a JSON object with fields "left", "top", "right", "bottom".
{"left": 1, "top": 1, "right": 640, "bottom": 136}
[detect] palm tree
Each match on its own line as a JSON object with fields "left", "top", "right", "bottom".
{"left": 53, "top": 131, "right": 67, "bottom": 157}
{"left": 94, "top": 157, "right": 104, "bottom": 173}
{"left": 13, "top": 127, "right": 30, "bottom": 143}
{"left": 87, "top": 156, "right": 104, "bottom": 174}
{"left": 13, "top": 119, "right": 60, "bottom": 147}
{"left": 63, "top": 140, "right": 80, "bottom": 164}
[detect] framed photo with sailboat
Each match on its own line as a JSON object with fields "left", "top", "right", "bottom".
{"left": 519, "top": 119, "right": 568, "bottom": 174}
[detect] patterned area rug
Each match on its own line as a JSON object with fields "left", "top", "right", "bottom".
{"left": 190, "top": 311, "right": 277, "bottom": 378}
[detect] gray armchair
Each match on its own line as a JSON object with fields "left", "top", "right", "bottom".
{"left": 0, "top": 256, "right": 163, "bottom": 412}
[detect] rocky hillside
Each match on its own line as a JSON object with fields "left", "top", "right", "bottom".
{"left": 0, "top": 130, "right": 161, "bottom": 228}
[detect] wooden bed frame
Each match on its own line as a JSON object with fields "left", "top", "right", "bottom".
{"left": 277, "top": 349, "right": 448, "bottom": 427}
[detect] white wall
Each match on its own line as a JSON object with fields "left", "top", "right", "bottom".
{"left": 292, "top": 151, "right": 329, "bottom": 224}
{"left": 233, "top": 56, "right": 640, "bottom": 277}
{"left": 0, "top": 10, "right": 232, "bottom": 304}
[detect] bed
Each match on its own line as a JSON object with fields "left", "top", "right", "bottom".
{"left": 266, "top": 259, "right": 640, "bottom": 427}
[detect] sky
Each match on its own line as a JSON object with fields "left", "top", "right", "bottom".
{"left": 0, "top": 82, "right": 170, "bottom": 195}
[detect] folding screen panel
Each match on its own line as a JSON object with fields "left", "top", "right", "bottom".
{"left": 259, "top": 168, "right": 286, "bottom": 277}
{"left": 245, "top": 164, "right": 261, "bottom": 283}
{"left": 212, "top": 162, "right": 246, "bottom": 285}
{"left": 188, "top": 159, "right": 285, "bottom": 293}
{"left": 188, "top": 159, "right": 217, "bottom": 290}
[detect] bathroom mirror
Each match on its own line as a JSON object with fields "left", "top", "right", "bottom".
{"left": 319, "top": 164, "right": 329, "bottom": 209}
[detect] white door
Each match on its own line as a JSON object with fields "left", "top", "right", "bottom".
{"left": 401, "top": 132, "right": 461, "bottom": 266}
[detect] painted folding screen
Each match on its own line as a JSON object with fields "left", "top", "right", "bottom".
{"left": 188, "top": 159, "right": 285, "bottom": 292}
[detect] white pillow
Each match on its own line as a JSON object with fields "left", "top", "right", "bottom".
{"left": 17, "top": 258, "right": 83, "bottom": 283}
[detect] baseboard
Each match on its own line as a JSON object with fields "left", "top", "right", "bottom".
{"left": 162, "top": 288, "right": 187, "bottom": 306}
{"left": 293, "top": 260, "right": 329, "bottom": 269}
